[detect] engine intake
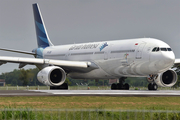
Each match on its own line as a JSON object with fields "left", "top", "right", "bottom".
{"left": 154, "top": 69, "right": 177, "bottom": 87}
{"left": 37, "top": 66, "right": 66, "bottom": 86}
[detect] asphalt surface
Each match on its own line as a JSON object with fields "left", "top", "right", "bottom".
{"left": 0, "top": 90, "right": 179, "bottom": 96}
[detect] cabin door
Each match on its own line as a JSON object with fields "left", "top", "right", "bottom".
{"left": 136, "top": 43, "right": 146, "bottom": 59}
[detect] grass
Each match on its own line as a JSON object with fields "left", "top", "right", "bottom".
{"left": 0, "top": 86, "right": 179, "bottom": 119}
{"left": 0, "top": 108, "right": 179, "bottom": 120}
{"left": 0, "top": 96, "right": 179, "bottom": 110}
{"left": 0, "top": 96, "right": 179, "bottom": 119}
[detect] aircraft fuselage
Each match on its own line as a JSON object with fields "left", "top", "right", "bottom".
{"left": 42, "top": 38, "right": 175, "bottom": 79}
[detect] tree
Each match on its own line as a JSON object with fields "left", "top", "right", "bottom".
{"left": 19, "top": 69, "right": 29, "bottom": 86}
{"left": 65, "top": 78, "right": 71, "bottom": 85}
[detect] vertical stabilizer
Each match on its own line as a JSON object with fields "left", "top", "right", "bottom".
{"left": 33, "top": 3, "right": 53, "bottom": 48}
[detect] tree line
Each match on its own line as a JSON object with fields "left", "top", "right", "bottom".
{"left": 0, "top": 68, "right": 179, "bottom": 87}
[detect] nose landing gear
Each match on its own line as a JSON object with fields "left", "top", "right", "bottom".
{"left": 147, "top": 74, "right": 158, "bottom": 90}
{"left": 148, "top": 83, "right": 158, "bottom": 90}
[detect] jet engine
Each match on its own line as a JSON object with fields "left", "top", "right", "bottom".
{"left": 154, "top": 69, "right": 177, "bottom": 87}
{"left": 37, "top": 66, "right": 66, "bottom": 86}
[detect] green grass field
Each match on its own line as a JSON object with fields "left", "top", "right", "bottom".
{"left": 0, "top": 96, "right": 179, "bottom": 119}
{"left": 0, "top": 96, "right": 179, "bottom": 110}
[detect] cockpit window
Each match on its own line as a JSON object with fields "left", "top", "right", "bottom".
{"left": 152, "top": 47, "right": 172, "bottom": 52}
{"left": 167, "top": 48, "right": 172, "bottom": 51}
{"left": 152, "top": 47, "right": 160, "bottom": 52}
{"left": 156, "top": 47, "right": 159, "bottom": 52}
{"left": 152, "top": 47, "right": 157, "bottom": 52}
{"left": 160, "top": 48, "right": 167, "bottom": 51}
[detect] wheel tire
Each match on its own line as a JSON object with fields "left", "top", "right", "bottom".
{"left": 50, "top": 83, "right": 68, "bottom": 90}
{"left": 111, "top": 83, "right": 117, "bottom": 90}
{"left": 50, "top": 86, "right": 54, "bottom": 90}
{"left": 148, "top": 83, "right": 152, "bottom": 90}
{"left": 64, "top": 83, "right": 68, "bottom": 89}
{"left": 117, "top": 83, "right": 122, "bottom": 90}
{"left": 59, "top": 83, "right": 68, "bottom": 90}
{"left": 152, "top": 83, "right": 158, "bottom": 90}
{"left": 124, "top": 83, "right": 129, "bottom": 90}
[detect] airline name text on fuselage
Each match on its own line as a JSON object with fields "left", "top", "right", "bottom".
{"left": 69, "top": 43, "right": 99, "bottom": 50}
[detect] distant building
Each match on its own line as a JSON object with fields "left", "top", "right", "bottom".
{"left": 0, "top": 79, "right": 5, "bottom": 86}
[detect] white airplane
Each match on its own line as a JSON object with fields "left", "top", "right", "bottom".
{"left": 0, "top": 3, "right": 179, "bottom": 90}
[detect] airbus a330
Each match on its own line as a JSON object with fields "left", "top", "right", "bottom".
{"left": 0, "top": 3, "right": 179, "bottom": 90}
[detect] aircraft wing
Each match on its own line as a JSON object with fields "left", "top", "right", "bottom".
{"left": 0, "top": 56, "right": 98, "bottom": 71}
{"left": 174, "top": 59, "right": 180, "bottom": 67}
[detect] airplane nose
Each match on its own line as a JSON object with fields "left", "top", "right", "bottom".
{"left": 162, "top": 52, "right": 175, "bottom": 64}
{"left": 150, "top": 51, "right": 175, "bottom": 72}
{"left": 161, "top": 52, "right": 175, "bottom": 68}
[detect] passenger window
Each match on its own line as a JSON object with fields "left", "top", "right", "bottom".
{"left": 160, "top": 48, "right": 167, "bottom": 51}
{"left": 167, "top": 48, "right": 172, "bottom": 51}
{"left": 152, "top": 47, "right": 157, "bottom": 52}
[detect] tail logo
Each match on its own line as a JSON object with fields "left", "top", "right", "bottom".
{"left": 35, "top": 21, "right": 49, "bottom": 44}
{"left": 33, "top": 3, "right": 53, "bottom": 48}
{"left": 35, "top": 21, "right": 46, "bottom": 34}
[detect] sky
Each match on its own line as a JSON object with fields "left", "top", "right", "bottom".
{"left": 0, "top": 0, "right": 180, "bottom": 73}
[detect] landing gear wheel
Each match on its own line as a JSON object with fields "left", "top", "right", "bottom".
{"left": 61, "top": 83, "right": 68, "bottom": 89}
{"left": 117, "top": 83, "right": 122, "bottom": 90}
{"left": 148, "top": 83, "right": 158, "bottom": 90}
{"left": 111, "top": 83, "right": 129, "bottom": 90}
{"left": 148, "top": 83, "right": 152, "bottom": 90}
{"left": 111, "top": 83, "right": 117, "bottom": 90}
{"left": 124, "top": 83, "right": 129, "bottom": 90}
{"left": 152, "top": 83, "right": 158, "bottom": 90}
{"left": 111, "top": 77, "right": 129, "bottom": 90}
{"left": 50, "top": 83, "right": 68, "bottom": 90}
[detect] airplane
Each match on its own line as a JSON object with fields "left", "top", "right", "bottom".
{"left": 0, "top": 3, "right": 179, "bottom": 90}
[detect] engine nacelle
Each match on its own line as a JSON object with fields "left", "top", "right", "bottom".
{"left": 37, "top": 66, "right": 66, "bottom": 86}
{"left": 154, "top": 69, "right": 177, "bottom": 87}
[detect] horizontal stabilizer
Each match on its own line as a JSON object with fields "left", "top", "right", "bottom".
{"left": 0, "top": 48, "right": 36, "bottom": 55}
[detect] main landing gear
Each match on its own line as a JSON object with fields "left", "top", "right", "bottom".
{"left": 50, "top": 83, "right": 68, "bottom": 90}
{"left": 147, "top": 74, "right": 158, "bottom": 90}
{"left": 111, "top": 77, "right": 129, "bottom": 90}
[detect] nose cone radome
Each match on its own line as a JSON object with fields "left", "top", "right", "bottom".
{"left": 163, "top": 52, "right": 175, "bottom": 63}
{"left": 161, "top": 52, "right": 175, "bottom": 69}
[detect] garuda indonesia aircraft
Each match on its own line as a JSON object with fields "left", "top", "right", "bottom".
{"left": 0, "top": 3, "right": 179, "bottom": 90}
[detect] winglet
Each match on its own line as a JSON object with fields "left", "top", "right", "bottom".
{"left": 32, "top": 3, "right": 53, "bottom": 48}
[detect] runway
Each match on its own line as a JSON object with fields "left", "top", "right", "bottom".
{"left": 0, "top": 90, "right": 179, "bottom": 96}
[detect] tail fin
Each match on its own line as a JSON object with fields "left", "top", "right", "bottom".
{"left": 32, "top": 3, "right": 53, "bottom": 48}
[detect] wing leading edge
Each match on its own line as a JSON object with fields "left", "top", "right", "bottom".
{"left": 174, "top": 59, "right": 180, "bottom": 67}
{"left": 0, "top": 56, "right": 98, "bottom": 71}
